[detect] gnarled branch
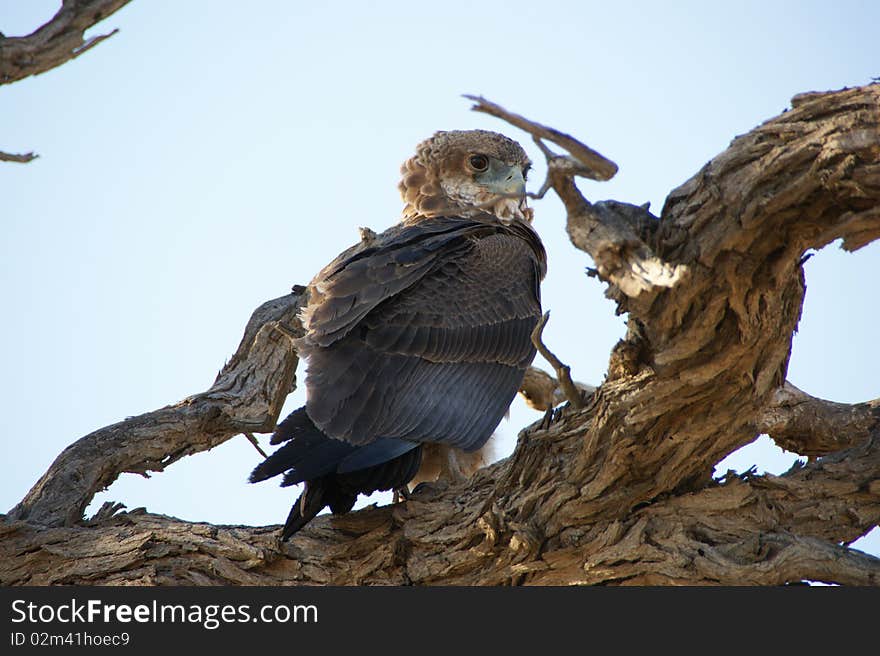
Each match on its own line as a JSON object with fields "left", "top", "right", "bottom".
{"left": 467, "top": 95, "right": 686, "bottom": 304}
{"left": 4, "top": 432, "right": 878, "bottom": 585}
{"left": 0, "top": 0, "right": 131, "bottom": 86}
{"left": 758, "top": 382, "right": 879, "bottom": 456}
{"left": 7, "top": 291, "right": 305, "bottom": 528}
{"left": 0, "top": 0, "right": 131, "bottom": 163}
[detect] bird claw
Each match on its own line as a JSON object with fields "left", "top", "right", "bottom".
{"left": 410, "top": 480, "right": 449, "bottom": 498}
{"left": 539, "top": 405, "right": 555, "bottom": 430}
{"left": 392, "top": 486, "right": 412, "bottom": 503}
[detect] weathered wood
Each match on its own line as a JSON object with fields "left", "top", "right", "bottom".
{"left": 0, "top": 0, "right": 131, "bottom": 86}
{"left": 758, "top": 382, "right": 879, "bottom": 455}
{"left": 3, "top": 84, "right": 879, "bottom": 586}
{"left": 0, "top": 150, "right": 38, "bottom": 163}
{"left": 519, "top": 366, "right": 595, "bottom": 411}
{"left": 0, "top": 0, "right": 131, "bottom": 163}
{"left": 489, "top": 84, "right": 880, "bottom": 536}
{"left": 3, "top": 428, "right": 878, "bottom": 585}
{"left": 467, "top": 96, "right": 686, "bottom": 301}
{"left": 7, "top": 292, "right": 305, "bottom": 528}
{"left": 465, "top": 94, "right": 619, "bottom": 182}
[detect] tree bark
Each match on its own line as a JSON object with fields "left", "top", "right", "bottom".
{"left": 7, "top": 292, "right": 305, "bottom": 528}
{"left": 2, "top": 84, "right": 879, "bottom": 586}
{"left": 0, "top": 0, "right": 131, "bottom": 162}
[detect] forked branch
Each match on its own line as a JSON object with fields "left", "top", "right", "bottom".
{"left": 467, "top": 94, "right": 687, "bottom": 303}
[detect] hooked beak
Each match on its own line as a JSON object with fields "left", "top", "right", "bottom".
{"left": 485, "top": 165, "right": 526, "bottom": 199}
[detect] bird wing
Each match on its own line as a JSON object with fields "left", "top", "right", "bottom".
{"left": 301, "top": 217, "right": 490, "bottom": 347}
{"left": 300, "top": 216, "right": 545, "bottom": 452}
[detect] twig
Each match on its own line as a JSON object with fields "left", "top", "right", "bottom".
{"left": 530, "top": 312, "right": 585, "bottom": 410}
{"left": 71, "top": 28, "right": 119, "bottom": 57}
{"left": 0, "top": 150, "right": 38, "bottom": 163}
{"left": 464, "top": 94, "right": 618, "bottom": 181}
{"left": 1, "top": 1, "right": 131, "bottom": 164}
{"left": 464, "top": 95, "right": 686, "bottom": 304}
{"left": 243, "top": 432, "right": 268, "bottom": 458}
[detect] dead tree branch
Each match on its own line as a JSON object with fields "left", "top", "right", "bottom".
{"left": 529, "top": 313, "right": 586, "bottom": 409}
{"left": 755, "top": 433, "right": 880, "bottom": 546}
{"left": 0, "top": 0, "right": 131, "bottom": 86}
{"left": 7, "top": 291, "right": 305, "bottom": 528}
{"left": 4, "top": 432, "right": 878, "bottom": 585}
{"left": 464, "top": 94, "right": 618, "bottom": 181}
{"left": 0, "top": 0, "right": 131, "bottom": 162}
{"left": 758, "top": 382, "right": 879, "bottom": 456}
{"left": 468, "top": 95, "right": 686, "bottom": 303}
{"left": 0, "top": 150, "right": 38, "bottom": 163}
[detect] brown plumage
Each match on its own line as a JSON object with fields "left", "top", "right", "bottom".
{"left": 399, "top": 130, "right": 533, "bottom": 222}
{"left": 250, "top": 130, "right": 545, "bottom": 540}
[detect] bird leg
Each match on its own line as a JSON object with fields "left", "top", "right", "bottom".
{"left": 441, "top": 447, "right": 470, "bottom": 484}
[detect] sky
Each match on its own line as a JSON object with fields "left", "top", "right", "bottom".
{"left": 1, "top": 1, "right": 878, "bottom": 560}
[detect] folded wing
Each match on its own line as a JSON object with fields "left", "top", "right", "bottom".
{"left": 300, "top": 216, "right": 546, "bottom": 452}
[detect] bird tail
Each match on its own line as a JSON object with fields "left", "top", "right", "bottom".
{"left": 249, "top": 406, "right": 424, "bottom": 540}
{"left": 279, "top": 478, "right": 342, "bottom": 541}
{"left": 248, "top": 407, "right": 355, "bottom": 486}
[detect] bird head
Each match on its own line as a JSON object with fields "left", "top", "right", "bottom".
{"left": 399, "top": 130, "right": 532, "bottom": 223}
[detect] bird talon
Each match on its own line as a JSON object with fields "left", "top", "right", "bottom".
{"left": 392, "top": 486, "right": 412, "bottom": 503}
{"left": 411, "top": 480, "right": 448, "bottom": 498}
{"left": 539, "top": 406, "right": 554, "bottom": 430}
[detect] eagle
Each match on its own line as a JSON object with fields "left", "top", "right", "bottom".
{"left": 250, "top": 129, "right": 546, "bottom": 540}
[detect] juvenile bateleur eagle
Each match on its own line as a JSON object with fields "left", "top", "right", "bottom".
{"left": 249, "top": 130, "right": 546, "bottom": 540}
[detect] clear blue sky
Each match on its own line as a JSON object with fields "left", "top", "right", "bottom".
{"left": 2, "top": 1, "right": 878, "bottom": 558}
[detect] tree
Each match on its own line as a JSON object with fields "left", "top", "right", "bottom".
{"left": 2, "top": 2, "right": 879, "bottom": 586}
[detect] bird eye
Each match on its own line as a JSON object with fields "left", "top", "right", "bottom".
{"left": 468, "top": 154, "right": 489, "bottom": 172}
